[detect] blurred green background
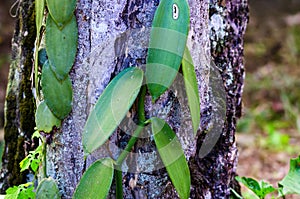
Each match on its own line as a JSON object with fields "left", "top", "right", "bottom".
{"left": 235, "top": 1, "right": 300, "bottom": 198}
{"left": 0, "top": 0, "right": 299, "bottom": 198}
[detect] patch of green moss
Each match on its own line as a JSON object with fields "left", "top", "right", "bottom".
{"left": 0, "top": 0, "right": 36, "bottom": 192}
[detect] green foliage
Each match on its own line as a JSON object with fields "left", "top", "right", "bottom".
{"left": 19, "top": 144, "right": 43, "bottom": 173}
{"left": 34, "top": 0, "right": 45, "bottom": 98}
{"left": 236, "top": 156, "right": 300, "bottom": 199}
{"left": 77, "top": 1, "right": 195, "bottom": 198}
{"left": 5, "top": 0, "right": 79, "bottom": 197}
{"left": 45, "top": 15, "right": 78, "bottom": 80}
{"left": 73, "top": 158, "right": 114, "bottom": 199}
{"left": 237, "top": 104, "right": 298, "bottom": 154}
{"left": 35, "top": 0, "right": 44, "bottom": 34}
{"left": 36, "top": 177, "right": 60, "bottom": 199}
{"left": 82, "top": 67, "right": 144, "bottom": 155}
{"left": 182, "top": 47, "right": 200, "bottom": 134}
{"left": 261, "top": 124, "right": 290, "bottom": 152}
{"left": 278, "top": 156, "right": 300, "bottom": 196}
{"left": 5, "top": 182, "right": 35, "bottom": 199}
{"left": 41, "top": 61, "right": 73, "bottom": 119}
{"left": 235, "top": 176, "right": 276, "bottom": 199}
{"left": 46, "top": 0, "right": 77, "bottom": 28}
{"left": 146, "top": 0, "right": 189, "bottom": 100}
{"left": 151, "top": 117, "right": 191, "bottom": 199}
{"left": 35, "top": 101, "right": 61, "bottom": 133}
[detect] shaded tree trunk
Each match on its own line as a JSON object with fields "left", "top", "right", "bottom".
{"left": 1, "top": 0, "right": 248, "bottom": 198}
{"left": 0, "top": 0, "right": 36, "bottom": 192}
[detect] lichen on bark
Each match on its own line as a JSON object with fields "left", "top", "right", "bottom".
{"left": 189, "top": 0, "right": 249, "bottom": 198}
{"left": 0, "top": 0, "right": 249, "bottom": 198}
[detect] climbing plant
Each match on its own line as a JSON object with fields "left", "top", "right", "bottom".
{"left": 5, "top": 0, "right": 199, "bottom": 198}
{"left": 74, "top": 0, "right": 199, "bottom": 199}
{"left": 5, "top": 0, "right": 78, "bottom": 198}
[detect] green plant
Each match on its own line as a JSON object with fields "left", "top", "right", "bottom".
{"left": 233, "top": 156, "right": 300, "bottom": 199}
{"left": 74, "top": 0, "right": 198, "bottom": 198}
{"left": 6, "top": 0, "right": 198, "bottom": 198}
{"left": 5, "top": 0, "right": 77, "bottom": 197}
{"left": 5, "top": 131, "right": 43, "bottom": 199}
{"left": 5, "top": 183, "right": 35, "bottom": 199}
{"left": 19, "top": 144, "right": 43, "bottom": 173}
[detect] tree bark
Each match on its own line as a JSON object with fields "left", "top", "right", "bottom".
{"left": 0, "top": 0, "right": 36, "bottom": 193}
{"left": 1, "top": 0, "right": 248, "bottom": 198}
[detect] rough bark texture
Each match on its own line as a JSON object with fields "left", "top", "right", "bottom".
{"left": 189, "top": 0, "right": 249, "bottom": 198}
{"left": 1, "top": 0, "right": 248, "bottom": 198}
{"left": 0, "top": 0, "right": 36, "bottom": 193}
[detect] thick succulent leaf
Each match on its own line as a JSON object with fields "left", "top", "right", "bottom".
{"left": 150, "top": 117, "right": 190, "bottom": 199}
{"left": 45, "top": 15, "right": 78, "bottom": 80}
{"left": 35, "top": 101, "right": 61, "bottom": 133}
{"left": 83, "top": 67, "right": 143, "bottom": 155}
{"left": 73, "top": 158, "right": 114, "bottom": 199}
{"left": 46, "top": 0, "right": 76, "bottom": 27}
{"left": 36, "top": 177, "right": 60, "bottom": 199}
{"left": 35, "top": 0, "right": 44, "bottom": 34}
{"left": 278, "top": 156, "right": 300, "bottom": 196}
{"left": 146, "top": 0, "right": 190, "bottom": 101}
{"left": 41, "top": 61, "right": 73, "bottom": 119}
{"left": 182, "top": 47, "right": 200, "bottom": 135}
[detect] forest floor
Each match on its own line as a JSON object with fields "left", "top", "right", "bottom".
{"left": 0, "top": 1, "right": 300, "bottom": 198}
{"left": 235, "top": 1, "right": 300, "bottom": 198}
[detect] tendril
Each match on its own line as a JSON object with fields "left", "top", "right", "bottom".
{"left": 9, "top": 0, "right": 21, "bottom": 18}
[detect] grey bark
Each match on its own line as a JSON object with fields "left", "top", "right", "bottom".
{"left": 1, "top": 0, "right": 248, "bottom": 198}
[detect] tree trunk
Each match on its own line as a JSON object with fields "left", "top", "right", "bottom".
{"left": 1, "top": 0, "right": 248, "bottom": 198}
{"left": 0, "top": 0, "right": 36, "bottom": 193}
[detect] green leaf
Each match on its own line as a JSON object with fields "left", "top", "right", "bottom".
{"left": 230, "top": 188, "right": 243, "bottom": 199}
{"left": 182, "top": 47, "right": 200, "bottom": 135}
{"left": 36, "top": 101, "right": 61, "bottom": 133}
{"left": 5, "top": 186, "right": 20, "bottom": 199}
{"left": 5, "top": 183, "right": 35, "bottom": 199}
{"left": 82, "top": 67, "right": 143, "bottom": 155}
{"left": 278, "top": 156, "right": 300, "bottom": 196}
{"left": 20, "top": 145, "right": 43, "bottom": 172}
{"left": 46, "top": 0, "right": 76, "bottom": 27}
{"left": 32, "top": 129, "right": 42, "bottom": 139}
{"left": 19, "top": 156, "right": 30, "bottom": 172}
{"left": 146, "top": 0, "right": 190, "bottom": 101}
{"left": 36, "top": 177, "right": 60, "bottom": 199}
{"left": 35, "top": 0, "right": 44, "bottom": 34}
{"left": 259, "top": 181, "right": 276, "bottom": 198}
{"left": 41, "top": 61, "right": 73, "bottom": 119}
{"left": 45, "top": 15, "right": 78, "bottom": 80}
{"left": 150, "top": 117, "right": 190, "bottom": 199}
{"left": 19, "top": 185, "right": 35, "bottom": 199}
{"left": 31, "top": 159, "right": 40, "bottom": 173}
{"left": 73, "top": 158, "right": 114, "bottom": 199}
{"left": 235, "top": 176, "right": 276, "bottom": 199}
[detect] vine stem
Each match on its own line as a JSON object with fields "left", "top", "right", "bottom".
{"left": 42, "top": 142, "right": 47, "bottom": 178}
{"left": 116, "top": 125, "right": 144, "bottom": 166}
{"left": 115, "top": 85, "right": 147, "bottom": 199}
{"left": 34, "top": 37, "right": 41, "bottom": 101}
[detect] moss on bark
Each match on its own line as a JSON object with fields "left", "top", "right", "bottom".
{"left": 0, "top": 0, "right": 36, "bottom": 193}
